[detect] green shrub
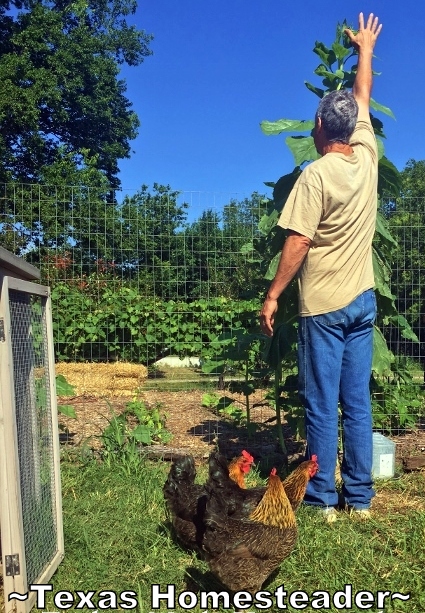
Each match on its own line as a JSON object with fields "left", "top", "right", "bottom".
{"left": 51, "top": 281, "right": 260, "bottom": 364}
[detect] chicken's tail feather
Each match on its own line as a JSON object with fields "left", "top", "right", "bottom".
{"left": 163, "top": 455, "right": 196, "bottom": 500}
{"left": 207, "top": 451, "right": 244, "bottom": 498}
{"left": 208, "top": 452, "right": 231, "bottom": 483}
{"left": 204, "top": 489, "right": 227, "bottom": 529}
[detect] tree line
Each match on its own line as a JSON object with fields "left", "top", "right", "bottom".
{"left": 1, "top": 181, "right": 269, "bottom": 300}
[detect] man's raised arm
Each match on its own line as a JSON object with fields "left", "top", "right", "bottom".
{"left": 345, "top": 12, "right": 383, "bottom": 122}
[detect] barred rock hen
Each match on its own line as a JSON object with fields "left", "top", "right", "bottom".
{"left": 163, "top": 450, "right": 253, "bottom": 550}
{"left": 206, "top": 452, "right": 319, "bottom": 520}
{"left": 202, "top": 468, "right": 298, "bottom": 595}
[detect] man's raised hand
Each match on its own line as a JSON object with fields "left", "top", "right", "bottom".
{"left": 344, "top": 12, "right": 383, "bottom": 52}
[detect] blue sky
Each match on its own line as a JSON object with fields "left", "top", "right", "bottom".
{"left": 117, "top": 0, "right": 423, "bottom": 199}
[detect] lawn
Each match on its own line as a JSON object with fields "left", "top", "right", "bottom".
{"left": 40, "top": 451, "right": 425, "bottom": 613}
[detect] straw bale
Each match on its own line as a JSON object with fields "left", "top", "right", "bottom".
{"left": 55, "top": 362, "right": 148, "bottom": 397}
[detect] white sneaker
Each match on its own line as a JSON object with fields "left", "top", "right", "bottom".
{"left": 321, "top": 507, "right": 338, "bottom": 523}
{"left": 348, "top": 507, "right": 371, "bottom": 519}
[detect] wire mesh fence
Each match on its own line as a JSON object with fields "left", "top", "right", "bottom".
{"left": 1, "top": 184, "right": 424, "bottom": 453}
{"left": 8, "top": 288, "right": 59, "bottom": 585}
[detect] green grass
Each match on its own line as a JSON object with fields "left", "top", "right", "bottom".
{"left": 45, "top": 453, "right": 425, "bottom": 612}
{"left": 143, "top": 366, "right": 258, "bottom": 392}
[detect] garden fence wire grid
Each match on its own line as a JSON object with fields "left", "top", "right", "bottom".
{"left": 1, "top": 183, "right": 425, "bottom": 460}
{"left": 8, "top": 287, "right": 60, "bottom": 585}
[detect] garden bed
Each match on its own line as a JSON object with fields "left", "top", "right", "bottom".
{"left": 58, "top": 387, "right": 299, "bottom": 463}
{"left": 58, "top": 384, "right": 425, "bottom": 470}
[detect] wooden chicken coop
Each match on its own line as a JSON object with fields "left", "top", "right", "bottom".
{"left": 0, "top": 247, "right": 64, "bottom": 613}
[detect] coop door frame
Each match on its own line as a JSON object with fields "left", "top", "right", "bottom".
{"left": 0, "top": 276, "right": 64, "bottom": 613}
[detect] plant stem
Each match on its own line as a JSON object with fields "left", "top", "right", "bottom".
{"left": 274, "top": 362, "right": 287, "bottom": 455}
{"left": 245, "top": 358, "right": 251, "bottom": 437}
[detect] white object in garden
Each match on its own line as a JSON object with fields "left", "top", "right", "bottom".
{"left": 372, "top": 432, "right": 395, "bottom": 478}
{"left": 155, "top": 355, "right": 202, "bottom": 368}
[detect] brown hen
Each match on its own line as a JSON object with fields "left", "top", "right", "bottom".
{"left": 283, "top": 455, "right": 319, "bottom": 512}
{"left": 202, "top": 468, "right": 298, "bottom": 595}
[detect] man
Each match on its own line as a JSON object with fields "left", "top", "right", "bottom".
{"left": 260, "top": 13, "right": 382, "bottom": 521}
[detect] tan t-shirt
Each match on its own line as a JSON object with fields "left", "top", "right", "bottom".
{"left": 277, "top": 119, "right": 378, "bottom": 316}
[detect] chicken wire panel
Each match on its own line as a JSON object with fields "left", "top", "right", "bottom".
{"left": 7, "top": 286, "right": 60, "bottom": 586}
{"left": 2, "top": 184, "right": 425, "bottom": 444}
{"left": 375, "top": 197, "right": 425, "bottom": 433}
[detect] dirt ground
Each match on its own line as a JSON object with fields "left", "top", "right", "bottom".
{"left": 56, "top": 386, "right": 425, "bottom": 523}
{"left": 58, "top": 386, "right": 425, "bottom": 468}
{"left": 58, "top": 388, "right": 298, "bottom": 462}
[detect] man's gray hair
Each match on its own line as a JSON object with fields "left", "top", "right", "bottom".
{"left": 316, "top": 90, "right": 359, "bottom": 143}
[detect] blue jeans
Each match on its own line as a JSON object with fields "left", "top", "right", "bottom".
{"left": 298, "top": 289, "right": 377, "bottom": 509}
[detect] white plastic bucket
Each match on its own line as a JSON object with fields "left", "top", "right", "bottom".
{"left": 372, "top": 432, "right": 395, "bottom": 478}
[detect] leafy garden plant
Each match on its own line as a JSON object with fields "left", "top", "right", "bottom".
{"left": 201, "top": 392, "right": 257, "bottom": 434}
{"left": 55, "top": 374, "right": 77, "bottom": 419}
{"left": 100, "top": 399, "right": 171, "bottom": 472}
{"left": 46, "top": 23, "right": 423, "bottom": 440}
{"left": 51, "top": 281, "right": 260, "bottom": 364}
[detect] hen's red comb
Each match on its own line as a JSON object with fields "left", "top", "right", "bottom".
{"left": 242, "top": 450, "right": 254, "bottom": 463}
{"left": 270, "top": 467, "right": 277, "bottom": 476}
{"left": 311, "top": 454, "right": 318, "bottom": 463}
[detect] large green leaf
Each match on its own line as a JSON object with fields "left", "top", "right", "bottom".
{"left": 372, "top": 326, "right": 394, "bottom": 376}
{"left": 258, "top": 208, "right": 280, "bottom": 235}
{"left": 216, "top": 396, "right": 237, "bottom": 411}
{"left": 387, "top": 315, "right": 419, "bottom": 342}
{"left": 370, "top": 98, "right": 396, "bottom": 120}
{"left": 375, "top": 210, "right": 398, "bottom": 249}
{"left": 201, "top": 359, "right": 227, "bottom": 374}
{"left": 203, "top": 329, "right": 263, "bottom": 365}
{"left": 314, "top": 65, "right": 340, "bottom": 83}
{"left": 58, "top": 404, "right": 77, "bottom": 419}
{"left": 332, "top": 41, "right": 351, "bottom": 61}
{"left": 378, "top": 156, "right": 402, "bottom": 197}
{"left": 285, "top": 135, "right": 320, "bottom": 166}
{"left": 372, "top": 251, "right": 395, "bottom": 300}
{"left": 376, "top": 138, "right": 385, "bottom": 160}
{"left": 313, "top": 42, "right": 336, "bottom": 68}
{"left": 304, "top": 81, "right": 325, "bottom": 98}
{"left": 268, "top": 226, "right": 287, "bottom": 260}
{"left": 272, "top": 167, "right": 302, "bottom": 209}
{"left": 56, "top": 374, "right": 76, "bottom": 396}
{"left": 342, "top": 71, "right": 356, "bottom": 89}
{"left": 260, "top": 119, "right": 314, "bottom": 136}
{"left": 132, "top": 425, "right": 152, "bottom": 445}
{"left": 370, "top": 115, "right": 386, "bottom": 139}
{"left": 265, "top": 322, "right": 297, "bottom": 368}
{"left": 265, "top": 251, "right": 283, "bottom": 281}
